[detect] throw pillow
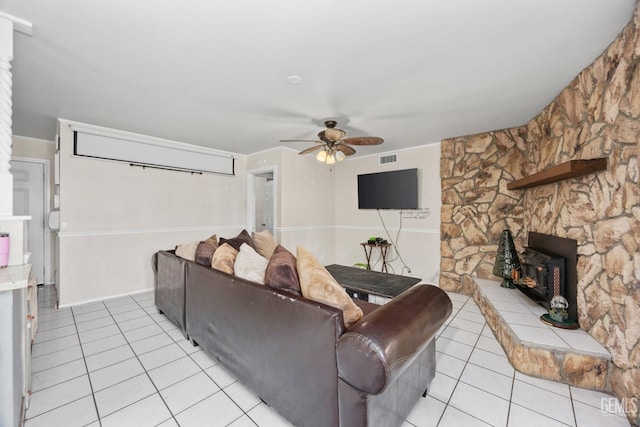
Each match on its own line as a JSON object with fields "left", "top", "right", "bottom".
{"left": 211, "top": 243, "right": 238, "bottom": 275}
{"left": 195, "top": 234, "right": 218, "bottom": 267}
{"left": 219, "top": 229, "right": 255, "bottom": 252}
{"left": 264, "top": 245, "right": 301, "bottom": 295}
{"left": 234, "top": 243, "right": 268, "bottom": 284}
{"left": 296, "top": 246, "right": 363, "bottom": 328}
{"left": 252, "top": 229, "right": 278, "bottom": 258}
{"left": 175, "top": 241, "right": 198, "bottom": 261}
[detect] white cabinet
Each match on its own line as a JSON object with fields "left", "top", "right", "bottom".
{"left": 0, "top": 264, "right": 32, "bottom": 427}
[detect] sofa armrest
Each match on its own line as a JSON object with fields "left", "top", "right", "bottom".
{"left": 337, "top": 284, "right": 452, "bottom": 395}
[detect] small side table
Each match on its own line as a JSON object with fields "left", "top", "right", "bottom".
{"left": 360, "top": 242, "right": 391, "bottom": 273}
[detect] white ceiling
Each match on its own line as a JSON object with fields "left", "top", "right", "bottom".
{"left": 2, "top": 0, "right": 636, "bottom": 157}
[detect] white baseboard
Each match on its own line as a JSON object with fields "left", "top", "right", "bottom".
{"left": 58, "top": 286, "right": 154, "bottom": 308}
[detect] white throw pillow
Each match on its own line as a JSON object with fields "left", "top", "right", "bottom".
{"left": 234, "top": 243, "right": 268, "bottom": 284}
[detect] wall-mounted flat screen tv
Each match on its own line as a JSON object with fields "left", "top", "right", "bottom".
{"left": 358, "top": 168, "right": 419, "bottom": 210}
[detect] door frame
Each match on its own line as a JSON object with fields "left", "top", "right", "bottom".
{"left": 12, "top": 156, "right": 52, "bottom": 285}
{"left": 246, "top": 166, "right": 278, "bottom": 240}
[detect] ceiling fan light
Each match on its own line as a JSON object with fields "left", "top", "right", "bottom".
{"left": 316, "top": 150, "right": 327, "bottom": 162}
{"left": 335, "top": 151, "right": 346, "bottom": 162}
{"left": 326, "top": 154, "right": 336, "bottom": 165}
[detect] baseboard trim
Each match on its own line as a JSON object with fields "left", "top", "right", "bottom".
{"left": 58, "top": 286, "right": 155, "bottom": 308}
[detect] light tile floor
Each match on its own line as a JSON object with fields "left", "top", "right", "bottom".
{"left": 26, "top": 286, "right": 632, "bottom": 427}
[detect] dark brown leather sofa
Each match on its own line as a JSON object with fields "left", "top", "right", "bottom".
{"left": 153, "top": 250, "right": 452, "bottom": 427}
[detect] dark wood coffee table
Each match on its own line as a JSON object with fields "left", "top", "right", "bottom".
{"left": 325, "top": 264, "right": 421, "bottom": 300}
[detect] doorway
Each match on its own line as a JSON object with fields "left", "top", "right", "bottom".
{"left": 11, "top": 158, "right": 50, "bottom": 285}
{"left": 247, "top": 167, "right": 277, "bottom": 238}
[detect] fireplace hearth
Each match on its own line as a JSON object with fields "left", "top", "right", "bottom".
{"left": 514, "top": 232, "right": 578, "bottom": 322}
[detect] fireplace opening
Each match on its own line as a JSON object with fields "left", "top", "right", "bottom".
{"left": 513, "top": 232, "right": 578, "bottom": 322}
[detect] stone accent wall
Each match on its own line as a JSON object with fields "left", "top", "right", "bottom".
{"left": 440, "top": 4, "right": 640, "bottom": 424}
{"left": 440, "top": 128, "right": 528, "bottom": 294}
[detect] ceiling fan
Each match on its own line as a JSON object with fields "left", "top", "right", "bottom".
{"left": 280, "top": 120, "right": 383, "bottom": 164}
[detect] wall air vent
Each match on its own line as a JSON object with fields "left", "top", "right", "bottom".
{"left": 379, "top": 153, "right": 398, "bottom": 165}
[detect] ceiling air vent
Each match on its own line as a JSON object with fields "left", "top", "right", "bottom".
{"left": 379, "top": 153, "right": 398, "bottom": 165}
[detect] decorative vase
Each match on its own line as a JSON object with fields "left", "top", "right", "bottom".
{"left": 493, "top": 229, "right": 520, "bottom": 288}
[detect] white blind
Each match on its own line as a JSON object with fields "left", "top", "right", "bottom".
{"left": 73, "top": 130, "right": 234, "bottom": 175}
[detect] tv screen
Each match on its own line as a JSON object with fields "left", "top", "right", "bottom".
{"left": 358, "top": 168, "right": 418, "bottom": 209}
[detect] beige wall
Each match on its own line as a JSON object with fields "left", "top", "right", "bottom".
{"left": 246, "top": 144, "right": 442, "bottom": 279}
{"left": 12, "top": 135, "right": 55, "bottom": 162}
{"left": 11, "top": 136, "right": 56, "bottom": 215}
{"left": 334, "top": 144, "right": 441, "bottom": 281}
{"left": 56, "top": 119, "right": 247, "bottom": 305}
{"left": 246, "top": 147, "right": 336, "bottom": 262}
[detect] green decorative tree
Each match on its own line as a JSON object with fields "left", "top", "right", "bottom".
{"left": 493, "top": 229, "right": 521, "bottom": 288}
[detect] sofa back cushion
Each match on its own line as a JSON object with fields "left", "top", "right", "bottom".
{"left": 195, "top": 234, "right": 218, "bottom": 266}
{"left": 175, "top": 241, "right": 198, "bottom": 261}
{"left": 252, "top": 229, "right": 278, "bottom": 258}
{"left": 296, "top": 246, "right": 363, "bottom": 328}
{"left": 234, "top": 243, "right": 268, "bottom": 284}
{"left": 211, "top": 243, "right": 238, "bottom": 274}
{"left": 264, "top": 245, "right": 301, "bottom": 295}
{"left": 219, "top": 229, "right": 255, "bottom": 251}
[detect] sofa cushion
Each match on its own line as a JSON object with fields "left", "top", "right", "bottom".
{"left": 211, "top": 243, "right": 238, "bottom": 275}
{"left": 195, "top": 234, "right": 218, "bottom": 266}
{"left": 264, "top": 245, "right": 301, "bottom": 295}
{"left": 252, "top": 229, "right": 278, "bottom": 258}
{"left": 296, "top": 246, "right": 363, "bottom": 328}
{"left": 219, "top": 229, "right": 255, "bottom": 252}
{"left": 235, "top": 243, "right": 268, "bottom": 284}
{"left": 175, "top": 241, "right": 198, "bottom": 261}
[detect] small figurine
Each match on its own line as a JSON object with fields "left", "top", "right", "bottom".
{"left": 549, "top": 295, "right": 569, "bottom": 322}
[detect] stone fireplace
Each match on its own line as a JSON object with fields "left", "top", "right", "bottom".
{"left": 439, "top": 3, "right": 640, "bottom": 425}
{"left": 515, "top": 232, "right": 578, "bottom": 323}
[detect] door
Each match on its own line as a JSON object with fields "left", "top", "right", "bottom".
{"left": 254, "top": 176, "right": 266, "bottom": 232}
{"left": 247, "top": 167, "right": 277, "bottom": 238}
{"left": 11, "top": 160, "right": 46, "bottom": 284}
{"left": 264, "top": 179, "right": 274, "bottom": 234}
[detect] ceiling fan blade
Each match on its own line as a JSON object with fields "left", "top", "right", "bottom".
{"left": 298, "top": 145, "right": 325, "bottom": 155}
{"left": 336, "top": 144, "right": 356, "bottom": 155}
{"left": 343, "top": 136, "right": 384, "bottom": 145}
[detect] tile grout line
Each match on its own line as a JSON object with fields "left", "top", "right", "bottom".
{"left": 25, "top": 289, "right": 98, "bottom": 424}
{"left": 569, "top": 386, "right": 578, "bottom": 427}
{"left": 505, "top": 355, "right": 516, "bottom": 427}
{"left": 435, "top": 296, "right": 488, "bottom": 426}
{"left": 99, "top": 295, "right": 177, "bottom": 425}
{"left": 71, "top": 300, "right": 104, "bottom": 427}
{"left": 463, "top": 293, "right": 582, "bottom": 427}
{"left": 146, "top": 294, "right": 259, "bottom": 425}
